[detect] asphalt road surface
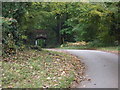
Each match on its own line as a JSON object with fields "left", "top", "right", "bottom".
{"left": 48, "top": 49, "right": 118, "bottom": 88}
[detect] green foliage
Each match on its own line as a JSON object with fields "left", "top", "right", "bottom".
{"left": 3, "top": 33, "right": 16, "bottom": 55}
{"left": 2, "top": 2, "right": 119, "bottom": 50}
{"left": 88, "top": 40, "right": 106, "bottom": 47}
{"left": 2, "top": 17, "right": 17, "bottom": 55}
{"left": 30, "top": 45, "right": 42, "bottom": 51}
{"left": 2, "top": 2, "right": 31, "bottom": 55}
{"left": 60, "top": 2, "right": 119, "bottom": 45}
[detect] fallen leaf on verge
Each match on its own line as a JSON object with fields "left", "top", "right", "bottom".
{"left": 8, "top": 85, "right": 13, "bottom": 88}
{"left": 61, "top": 71, "right": 65, "bottom": 76}
{"left": 87, "top": 78, "right": 91, "bottom": 81}
{"left": 47, "top": 77, "right": 51, "bottom": 80}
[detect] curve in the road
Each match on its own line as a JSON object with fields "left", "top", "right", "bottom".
{"left": 48, "top": 49, "right": 118, "bottom": 88}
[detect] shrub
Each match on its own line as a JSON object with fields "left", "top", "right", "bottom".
{"left": 88, "top": 40, "right": 107, "bottom": 47}
{"left": 2, "top": 33, "right": 17, "bottom": 56}
{"left": 30, "top": 45, "right": 42, "bottom": 51}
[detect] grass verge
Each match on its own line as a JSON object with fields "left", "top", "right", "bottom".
{"left": 60, "top": 46, "right": 119, "bottom": 54}
{"left": 1, "top": 49, "right": 85, "bottom": 88}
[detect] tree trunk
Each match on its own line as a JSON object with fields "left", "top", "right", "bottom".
{"left": 56, "top": 14, "right": 62, "bottom": 45}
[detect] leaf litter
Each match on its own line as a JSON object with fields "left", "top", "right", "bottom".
{"left": 2, "top": 49, "right": 86, "bottom": 88}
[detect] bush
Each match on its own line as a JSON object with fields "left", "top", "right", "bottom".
{"left": 88, "top": 40, "right": 107, "bottom": 47}
{"left": 2, "top": 33, "right": 17, "bottom": 56}
{"left": 30, "top": 45, "right": 42, "bottom": 51}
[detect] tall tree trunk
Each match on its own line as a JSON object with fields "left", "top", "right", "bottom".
{"left": 56, "top": 14, "right": 62, "bottom": 45}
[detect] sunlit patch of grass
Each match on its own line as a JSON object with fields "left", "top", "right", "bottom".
{"left": 2, "top": 50, "right": 84, "bottom": 88}
{"left": 60, "top": 45, "right": 119, "bottom": 51}
{"left": 60, "top": 46, "right": 90, "bottom": 50}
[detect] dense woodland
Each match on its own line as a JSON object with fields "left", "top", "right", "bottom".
{"left": 2, "top": 2, "right": 120, "bottom": 54}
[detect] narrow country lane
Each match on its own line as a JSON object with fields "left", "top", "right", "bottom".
{"left": 47, "top": 49, "right": 118, "bottom": 88}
